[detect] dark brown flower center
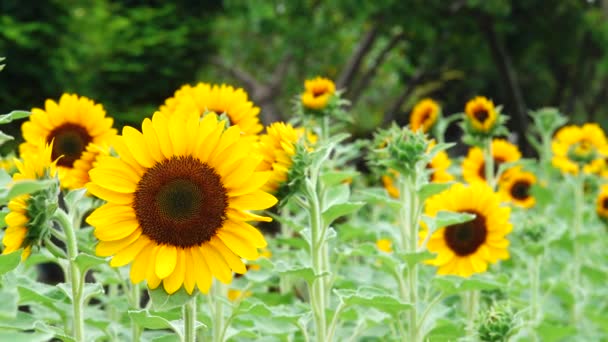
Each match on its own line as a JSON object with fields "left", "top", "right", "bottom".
{"left": 444, "top": 210, "right": 487, "bottom": 256}
{"left": 473, "top": 108, "right": 489, "bottom": 123}
{"left": 603, "top": 198, "right": 608, "bottom": 210}
{"left": 510, "top": 180, "right": 531, "bottom": 200}
{"left": 312, "top": 87, "right": 328, "bottom": 98}
{"left": 47, "top": 123, "right": 92, "bottom": 167}
{"left": 477, "top": 157, "right": 505, "bottom": 180}
{"left": 134, "top": 156, "right": 228, "bottom": 247}
{"left": 420, "top": 108, "right": 434, "bottom": 125}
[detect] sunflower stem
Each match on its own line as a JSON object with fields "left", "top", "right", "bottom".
{"left": 54, "top": 208, "right": 85, "bottom": 342}
{"left": 529, "top": 253, "right": 542, "bottom": 329}
{"left": 465, "top": 290, "right": 479, "bottom": 340}
{"left": 309, "top": 182, "right": 329, "bottom": 342}
{"left": 571, "top": 175, "right": 584, "bottom": 324}
{"left": 184, "top": 295, "right": 197, "bottom": 342}
{"left": 131, "top": 283, "right": 142, "bottom": 342}
{"left": 483, "top": 138, "right": 495, "bottom": 189}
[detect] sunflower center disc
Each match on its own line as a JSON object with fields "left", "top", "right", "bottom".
{"left": 312, "top": 87, "right": 327, "bottom": 98}
{"left": 47, "top": 123, "right": 92, "bottom": 167}
{"left": 134, "top": 156, "right": 228, "bottom": 247}
{"left": 473, "top": 109, "right": 489, "bottom": 123}
{"left": 603, "top": 198, "right": 608, "bottom": 210}
{"left": 420, "top": 109, "right": 433, "bottom": 125}
{"left": 510, "top": 181, "right": 530, "bottom": 200}
{"left": 444, "top": 210, "right": 487, "bottom": 256}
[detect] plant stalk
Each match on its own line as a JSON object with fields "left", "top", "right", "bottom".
{"left": 309, "top": 184, "right": 329, "bottom": 342}
{"left": 184, "top": 295, "right": 197, "bottom": 342}
{"left": 483, "top": 138, "right": 495, "bottom": 189}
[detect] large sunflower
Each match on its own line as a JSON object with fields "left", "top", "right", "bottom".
{"left": 86, "top": 112, "right": 277, "bottom": 295}
{"left": 410, "top": 98, "right": 440, "bottom": 133}
{"left": 552, "top": 123, "right": 608, "bottom": 175}
{"left": 2, "top": 142, "right": 58, "bottom": 259}
{"left": 422, "top": 183, "right": 512, "bottom": 277}
{"left": 20, "top": 94, "right": 116, "bottom": 190}
{"left": 465, "top": 96, "right": 497, "bottom": 133}
{"left": 300, "top": 77, "right": 336, "bottom": 110}
{"left": 498, "top": 168, "right": 537, "bottom": 208}
{"left": 462, "top": 139, "right": 521, "bottom": 184}
{"left": 597, "top": 184, "right": 608, "bottom": 221}
{"left": 159, "top": 83, "right": 263, "bottom": 137}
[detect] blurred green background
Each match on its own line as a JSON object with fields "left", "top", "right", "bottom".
{"left": 2, "top": 0, "right": 608, "bottom": 154}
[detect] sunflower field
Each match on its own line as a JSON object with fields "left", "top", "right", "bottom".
{"left": 1, "top": 1, "right": 608, "bottom": 342}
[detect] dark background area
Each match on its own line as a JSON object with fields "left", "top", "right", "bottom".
{"left": 2, "top": 0, "right": 608, "bottom": 156}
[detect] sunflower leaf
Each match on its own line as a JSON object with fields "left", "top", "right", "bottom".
{"left": 74, "top": 253, "right": 107, "bottom": 274}
{"left": 417, "top": 182, "right": 453, "bottom": 202}
{"left": 421, "top": 211, "right": 476, "bottom": 234}
{"left": 322, "top": 201, "right": 365, "bottom": 226}
{"left": 148, "top": 287, "right": 194, "bottom": 311}
{"left": 0, "top": 131, "right": 14, "bottom": 146}
{"left": 128, "top": 310, "right": 193, "bottom": 336}
{"left": 4, "top": 179, "right": 57, "bottom": 202}
{"left": 0, "top": 250, "right": 22, "bottom": 275}
{"left": 0, "top": 110, "right": 30, "bottom": 124}
{"left": 321, "top": 170, "right": 359, "bottom": 187}
{"left": 334, "top": 287, "right": 412, "bottom": 314}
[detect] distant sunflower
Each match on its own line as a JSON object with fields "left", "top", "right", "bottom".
{"left": 410, "top": 98, "right": 440, "bottom": 133}
{"left": 86, "top": 112, "right": 277, "bottom": 295}
{"left": 462, "top": 139, "right": 521, "bottom": 184}
{"left": 376, "top": 238, "right": 393, "bottom": 253}
{"left": 552, "top": 123, "right": 608, "bottom": 175}
{"left": 498, "top": 168, "right": 536, "bottom": 208}
{"left": 159, "top": 83, "right": 263, "bottom": 137}
{"left": 20, "top": 94, "right": 116, "bottom": 190}
{"left": 597, "top": 184, "right": 608, "bottom": 221}
{"left": 300, "top": 77, "right": 336, "bottom": 110}
{"left": 422, "top": 183, "right": 512, "bottom": 277}
{"left": 465, "top": 96, "right": 497, "bottom": 133}
{"left": 2, "top": 142, "right": 58, "bottom": 259}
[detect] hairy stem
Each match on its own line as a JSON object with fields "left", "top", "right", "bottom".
{"left": 184, "top": 295, "right": 197, "bottom": 342}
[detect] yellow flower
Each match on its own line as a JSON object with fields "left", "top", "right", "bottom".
{"left": 462, "top": 139, "right": 521, "bottom": 184}
{"left": 86, "top": 112, "right": 277, "bottom": 295}
{"left": 376, "top": 239, "right": 393, "bottom": 253}
{"left": 498, "top": 168, "right": 537, "bottom": 208}
{"left": 227, "top": 289, "right": 252, "bottom": 302}
{"left": 552, "top": 123, "right": 608, "bottom": 175}
{"left": 465, "top": 96, "right": 497, "bottom": 133}
{"left": 19, "top": 94, "right": 116, "bottom": 190}
{"left": 410, "top": 98, "right": 440, "bottom": 133}
{"left": 422, "top": 183, "right": 511, "bottom": 277}
{"left": 597, "top": 184, "right": 608, "bottom": 220}
{"left": 159, "top": 83, "right": 263, "bottom": 137}
{"left": 2, "top": 142, "right": 58, "bottom": 259}
{"left": 300, "top": 77, "right": 336, "bottom": 110}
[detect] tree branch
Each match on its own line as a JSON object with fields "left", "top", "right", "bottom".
{"left": 336, "top": 25, "right": 380, "bottom": 89}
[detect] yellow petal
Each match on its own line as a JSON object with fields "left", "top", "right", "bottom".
{"left": 95, "top": 229, "right": 142, "bottom": 257}
{"left": 130, "top": 242, "right": 155, "bottom": 284}
{"left": 208, "top": 125, "right": 240, "bottom": 162}
{"left": 87, "top": 183, "right": 133, "bottom": 205}
{"left": 222, "top": 220, "right": 267, "bottom": 248}
{"left": 196, "top": 123, "right": 223, "bottom": 162}
{"left": 199, "top": 244, "right": 232, "bottom": 284}
{"left": 190, "top": 247, "right": 212, "bottom": 293}
{"left": 183, "top": 248, "right": 196, "bottom": 295}
{"left": 94, "top": 220, "right": 140, "bottom": 241}
{"left": 5, "top": 212, "right": 28, "bottom": 227}
{"left": 155, "top": 245, "right": 177, "bottom": 279}
{"left": 163, "top": 248, "right": 186, "bottom": 294}
{"left": 89, "top": 169, "right": 137, "bottom": 193}
{"left": 217, "top": 229, "right": 259, "bottom": 260}
{"left": 152, "top": 113, "right": 173, "bottom": 159}
{"left": 141, "top": 118, "right": 164, "bottom": 162}
{"left": 168, "top": 115, "right": 188, "bottom": 156}
{"left": 208, "top": 237, "right": 247, "bottom": 274}
{"left": 229, "top": 190, "right": 277, "bottom": 211}
{"left": 110, "top": 136, "right": 144, "bottom": 173}
{"left": 227, "top": 172, "right": 271, "bottom": 197}
{"left": 122, "top": 126, "right": 156, "bottom": 169}
{"left": 226, "top": 208, "right": 272, "bottom": 222}
{"left": 110, "top": 236, "right": 151, "bottom": 267}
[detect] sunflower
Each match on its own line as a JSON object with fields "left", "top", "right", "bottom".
{"left": 465, "top": 96, "right": 497, "bottom": 133}
{"left": 376, "top": 238, "right": 393, "bottom": 253}
{"left": 410, "top": 98, "right": 440, "bottom": 133}
{"left": 552, "top": 123, "right": 608, "bottom": 175}
{"left": 256, "top": 122, "right": 308, "bottom": 194}
{"left": 597, "top": 184, "right": 608, "bottom": 221}
{"left": 498, "top": 168, "right": 537, "bottom": 208}
{"left": 20, "top": 94, "right": 116, "bottom": 190}
{"left": 422, "top": 183, "right": 512, "bottom": 277}
{"left": 462, "top": 139, "right": 521, "bottom": 184}
{"left": 300, "top": 77, "right": 336, "bottom": 110}
{"left": 2, "top": 142, "right": 58, "bottom": 259}
{"left": 86, "top": 112, "right": 277, "bottom": 295}
{"left": 159, "top": 83, "right": 263, "bottom": 137}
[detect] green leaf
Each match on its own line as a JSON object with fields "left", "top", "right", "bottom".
{"left": 400, "top": 250, "right": 435, "bottom": 268}
{"left": 0, "top": 312, "right": 38, "bottom": 330}
{"left": 323, "top": 183, "right": 350, "bottom": 209}
{"left": 57, "top": 283, "right": 103, "bottom": 302}
{"left": 5, "top": 179, "right": 57, "bottom": 200}
{"left": 273, "top": 261, "right": 322, "bottom": 284}
{"left": 17, "top": 284, "right": 69, "bottom": 317}
{"left": 0, "top": 250, "right": 22, "bottom": 275}
{"left": 0, "top": 169, "right": 12, "bottom": 188}
{"left": 354, "top": 189, "right": 400, "bottom": 209}
{"left": 0, "top": 330, "right": 54, "bottom": 342}
{"left": 322, "top": 201, "right": 365, "bottom": 225}
{"left": 0, "top": 111, "right": 30, "bottom": 124}
{"left": 320, "top": 170, "right": 358, "bottom": 187}
{"left": 0, "top": 131, "right": 14, "bottom": 146}
{"left": 335, "top": 287, "right": 412, "bottom": 314}
{"left": 148, "top": 287, "right": 194, "bottom": 311}
{"left": 64, "top": 189, "right": 87, "bottom": 212}
{"left": 536, "top": 321, "right": 577, "bottom": 342}
{"left": 74, "top": 253, "right": 107, "bottom": 274}
{"left": 417, "top": 182, "right": 452, "bottom": 202}
{"left": 0, "top": 290, "right": 18, "bottom": 319}
{"left": 421, "top": 211, "right": 476, "bottom": 234}
{"left": 33, "top": 321, "right": 74, "bottom": 342}
{"left": 129, "top": 310, "right": 188, "bottom": 334}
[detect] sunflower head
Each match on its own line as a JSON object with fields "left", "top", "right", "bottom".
{"left": 159, "top": 83, "right": 263, "bottom": 136}
{"left": 552, "top": 123, "right": 608, "bottom": 175}
{"left": 300, "top": 77, "right": 336, "bottom": 111}
{"left": 596, "top": 184, "right": 608, "bottom": 222}
{"left": 462, "top": 139, "right": 522, "bottom": 185}
{"left": 86, "top": 112, "right": 277, "bottom": 295}
{"left": 2, "top": 142, "right": 60, "bottom": 259}
{"left": 464, "top": 96, "right": 498, "bottom": 134}
{"left": 376, "top": 238, "right": 393, "bottom": 253}
{"left": 410, "top": 98, "right": 440, "bottom": 133}
{"left": 498, "top": 168, "right": 537, "bottom": 208}
{"left": 19, "top": 94, "right": 116, "bottom": 190}
{"left": 422, "top": 182, "right": 512, "bottom": 277}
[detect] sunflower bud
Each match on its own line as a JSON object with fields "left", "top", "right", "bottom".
{"left": 409, "top": 98, "right": 440, "bottom": 134}
{"left": 369, "top": 124, "right": 430, "bottom": 178}
{"left": 476, "top": 302, "right": 517, "bottom": 342}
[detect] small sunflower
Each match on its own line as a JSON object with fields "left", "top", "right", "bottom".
{"left": 498, "top": 168, "right": 536, "bottom": 208}
{"left": 20, "top": 94, "right": 116, "bottom": 190}
{"left": 376, "top": 238, "right": 393, "bottom": 253}
{"left": 300, "top": 77, "right": 336, "bottom": 110}
{"left": 462, "top": 139, "right": 521, "bottom": 184}
{"left": 422, "top": 183, "right": 512, "bottom": 277}
{"left": 410, "top": 98, "right": 440, "bottom": 133}
{"left": 552, "top": 123, "right": 608, "bottom": 175}
{"left": 465, "top": 96, "right": 498, "bottom": 134}
{"left": 596, "top": 184, "right": 608, "bottom": 221}
{"left": 2, "top": 142, "right": 58, "bottom": 259}
{"left": 159, "top": 83, "right": 263, "bottom": 137}
{"left": 86, "top": 112, "right": 277, "bottom": 295}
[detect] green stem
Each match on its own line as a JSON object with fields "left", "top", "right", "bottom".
{"left": 212, "top": 282, "right": 226, "bottom": 342}
{"left": 54, "top": 209, "right": 85, "bottom": 342}
{"left": 529, "top": 254, "right": 542, "bottom": 326}
{"left": 571, "top": 176, "right": 584, "bottom": 324}
{"left": 483, "top": 138, "right": 495, "bottom": 189}
{"left": 321, "top": 115, "right": 330, "bottom": 142}
{"left": 131, "top": 283, "right": 142, "bottom": 342}
{"left": 465, "top": 290, "right": 479, "bottom": 340}
{"left": 309, "top": 185, "right": 328, "bottom": 342}
{"left": 184, "top": 295, "right": 197, "bottom": 342}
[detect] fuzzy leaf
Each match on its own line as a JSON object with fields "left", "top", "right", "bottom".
{"left": 320, "top": 170, "right": 359, "bottom": 187}
{"left": 0, "top": 250, "right": 22, "bottom": 275}
{"left": 417, "top": 182, "right": 452, "bottom": 202}
{"left": 129, "top": 310, "right": 196, "bottom": 334}
{"left": 3, "top": 179, "right": 57, "bottom": 202}
{"left": 74, "top": 253, "right": 107, "bottom": 274}
{"left": 148, "top": 287, "right": 194, "bottom": 311}
{"left": 335, "top": 287, "right": 412, "bottom": 314}
{"left": 322, "top": 201, "right": 365, "bottom": 225}
{"left": 421, "top": 211, "right": 476, "bottom": 233}
{"left": 0, "top": 110, "right": 30, "bottom": 124}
